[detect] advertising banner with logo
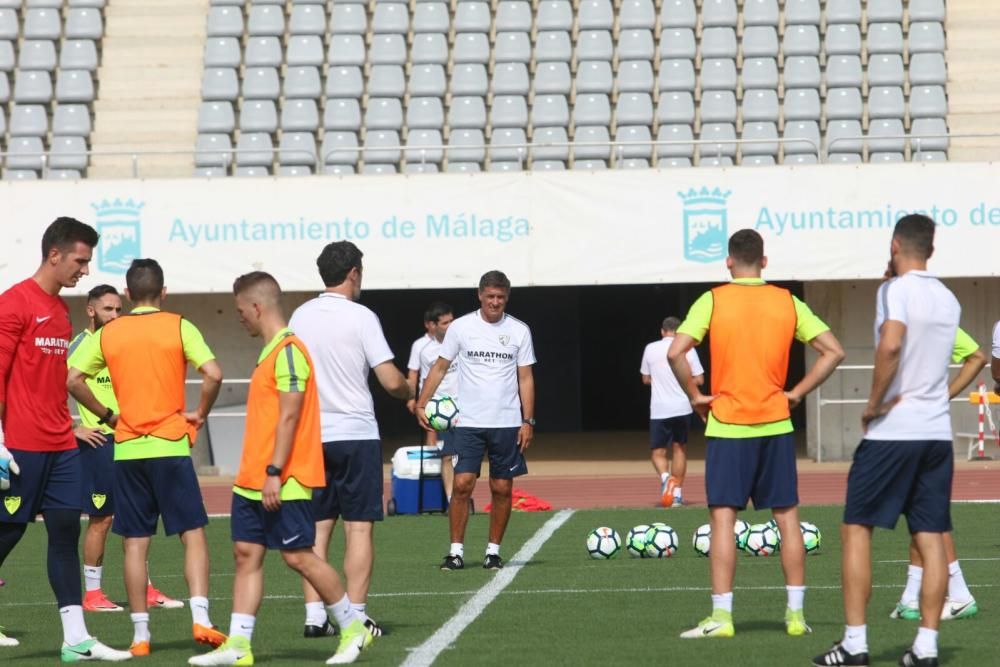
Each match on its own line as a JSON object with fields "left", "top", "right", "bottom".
{"left": 1, "top": 162, "right": 998, "bottom": 294}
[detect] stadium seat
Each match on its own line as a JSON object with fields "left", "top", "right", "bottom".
{"left": 452, "top": 64, "right": 488, "bottom": 96}
{"left": 454, "top": 2, "right": 490, "bottom": 32}
{"left": 535, "top": 31, "right": 572, "bottom": 62}
{"left": 534, "top": 62, "right": 571, "bottom": 95}
{"left": 909, "top": 85, "right": 948, "bottom": 119}
{"left": 700, "top": 28, "right": 737, "bottom": 59}
{"left": 55, "top": 69, "right": 94, "bottom": 103}
{"left": 913, "top": 150, "right": 947, "bottom": 162}
{"left": 66, "top": 9, "right": 103, "bottom": 40}
{"left": 242, "top": 67, "right": 280, "bottom": 100}
{"left": 327, "top": 35, "right": 366, "bottom": 67}
{"left": 783, "top": 26, "right": 820, "bottom": 57}
{"left": 245, "top": 37, "right": 282, "bottom": 68}
{"left": 195, "top": 133, "right": 234, "bottom": 168}
{"left": 619, "top": 0, "right": 655, "bottom": 30}
{"left": 59, "top": 39, "right": 97, "bottom": 72}
{"left": 573, "top": 94, "right": 611, "bottom": 127}
{"left": 406, "top": 97, "right": 444, "bottom": 130}
{"left": 867, "top": 23, "right": 904, "bottom": 55}
{"left": 247, "top": 5, "right": 284, "bottom": 37}
{"left": 202, "top": 68, "right": 239, "bottom": 101}
{"left": 0, "top": 72, "right": 7, "bottom": 102}
{"left": 330, "top": 4, "right": 366, "bottom": 34}
{"left": 410, "top": 34, "right": 448, "bottom": 65}
{"left": 867, "top": 0, "right": 903, "bottom": 23}
{"left": 490, "top": 127, "right": 528, "bottom": 162}
{"left": 234, "top": 166, "right": 269, "bottom": 177}
{"left": 573, "top": 125, "right": 611, "bottom": 161}
{"left": 446, "top": 129, "right": 486, "bottom": 163}
{"left": 578, "top": 0, "right": 614, "bottom": 30}
{"left": 363, "top": 130, "right": 402, "bottom": 164}
{"left": 362, "top": 163, "right": 397, "bottom": 175}
{"left": 868, "top": 55, "right": 904, "bottom": 87}
{"left": 323, "top": 98, "right": 361, "bottom": 131}
{"left": 408, "top": 65, "right": 446, "bottom": 97}
{"left": 531, "top": 126, "right": 570, "bottom": 161}
{"left": 909, "top": 53, "right": 947, "bottom": 86}
{"left": 868, "top": 86, "right": 906, "bottom": 120}
{"left": 494, "top": 32, "right": 532, "bottom": 64}
{"left": 573, "top": 160, "right": 607, "bottom": 170}
{"left": 909, "top": 117, "right": 949, "bottom": 153}
{"left": 198, "top": 101, "right": 235, "bottom": 134}
{"left": 657, "top": 92, "right": 695, "bottom": 124}
{"left": 617, "top": 61, "right": 654, "bottom": 94}
{"left": 491, "top": 96, "right": 528, "bottom": 129}
{"left": 324, "top": 164, "right": 355, "bottom": 176}
{"left": 448, "top": 96, "right": 487, "bottom": 129}
{"left": 0, "top": 42, "right": 14, "bottom": 72}
{"left": 52, "top": 103, "right": 90, "bottom": 135}
{"left": 46, "top": 169, "right": 82, "bottom": 179}
{"left": 404, "top": 163, "right": 439, "bottom": 174}
{"left": 413, "top": 3, "right": 449, "bottom": 33}
{"left": 743, "top": 57, "right": 781, "bottom": 89}
{"left": 531, "top": 95, "right": 569, "bottom": 128}
{"left": 742, "top": 155, "right": 775, "bottom": 167}
{"left": 700, "top": 59, "right": 736, "bottom": 91}
{"left": 49, "top": 136, "right": 88, "bottom": 170}
{"left": 536, "top": 1, "right": 573, "bottom": 31}
{"left": 405, "top": 128, "right": 444, "bottom": 164}
{"left": 867, "top": 118, "right": 905, "bottom": 153}
{"left": 370, "top": 35, "right": 407, "bottom": 66}
{"left": 287, "top": 36, "right": 324, "bottom": 67}
{"left": 575, "top": 31, "right": 613, "bottom": 61}
{"left": 825, "top": 0, "right": 862, "bottom": 24}
{"left": 825, "top": 88, "right": 863, "bottom": 121}
{"left": 825, "top": 25, "right": 862, "bottom": 56}
{"left": 368, "top": 65, "right": 405, "bottom": 98}
{"left": 372, "top": 3, "right": 408, "bottom": 34}
{"left": 743, "top": 0, "right": 779, "bottom": 27}
{"left": 701, "top": 0, "right": 737, "bottom": 27}
{"left": 204, "top": 38, "right": 241, "bottom": 68}
{"left": 909, "top": 0, "right": 945, "bottom": 22}
{"left": 617, "top": 158, "right": 649, "bottom": 170}
{"left": 657, "top": 59, "right": 695, "bottom": 92}
{"left": 289, "top": 5, "right": 325, "bottom": 35}
{"left": 909, "top": 23, "right": 946, "bottom": 55}
{"left": 740, "top": 122, "right": 778, "bottom": 157}
{"left": 870, "top": 152, "right": 904, "bottom": 163}
{"left": 10, "top": 104, "right": 48, "bottom": 136}
{"left": 320, "top": 131, "right": 359, "bottom": 165}
{"left": 785, "top": 154, "right": 819, "bottom": 165}
{"left": 496, "top": 1, "right": 532, "bottom": 32}
{"left": 325, "top": 66, "right": 363, "bottom": 98}
{"left": 20, "top": 40, "right": 57, "bottom": 71}
{"left": 615, "top": 93, "right": 653, "bottom": 127}
{"left": 783, "top": 0, "right": 821, "bottom": 25}
{"left": 782, "top": 120, "right": 821, "bottom": 156}
{"left": 24, "top": 9, "right": 61, "bottom": 40}
{"left": 660, "top": 0, "right": 696, "bottom": 29}
{"left": 14, "top": 70, "right": 52, "bottom": 104}
{"left": 5, "top": 168, "right": 41, "bottom": 180}
{"left": 824, "top": 55, "right": 862, "bottom": 89}
{"left": 446, "top": 162, "right": 482, "bottom": 173}
{"left": 742, "top": 27, "right": 778, "bottom": 59}
{"left": 699, "top": 123, "right": 737, "bottom": 158}
{"left": 825, "top": 119, "right": 864, "bottom": 154}
{"left": 452, "top": 33, "right": 490, "bottom": 65}
{"left": 240, "top": 100, "right": 278, "bottom": 133}
{"left": 617, "top": 30, "right": 655, "bottom": 61}
{"left": 660, "top": 29, "right": 696, "bottom": 60}
{"left": 0, "top": 10, "right": 17, "bottom": 41}
{"left": 281, "top": 99, "right": 319, "bottom": 132}
{"left": 700, "top": 91, "right": 736, "bottom": 123}
{"left": 656, "top": 124, "right": 694, "bottom": 159}
{"left": 532, "top": 160, "right": 566, "bottom": 171}
{"left": 576, "top": 61, "right": 613, "bottom": 94}
{"left": 742, "top": 90, "right": 779, "bottom": 123}
{"left": 614, "top": 125, "right": 652, "bottom": 160}
{"left": 206, "top": 7, "right": 244, "bottom": 38}
{"left": 277, "top": 166, "right": 312, "bottom": 176}
{"left": 279, "top": 132, "right": 317, "bottom": 167}
{"left": 783, "top": 89, "right": 821, "bottom": 121}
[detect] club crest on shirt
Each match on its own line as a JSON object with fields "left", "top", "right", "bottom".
{"left": 4, "top": 496, "right": 20, "bottom": 515}
{"left": 92, "top": 493, "right": 107, "bottom": 510}
{"left": 499, "top": 334, "right": 510, "bottom": 346}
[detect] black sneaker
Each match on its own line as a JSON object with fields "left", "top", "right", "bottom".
{"left": 483, "top": 554, "right": 504, "bottom": 570}
{"left": 812, "top": 642, "right": 870, "bottom": 666}
{"left": 364, "top": 618, "right": 384, "bottom": 638}
{"left": 303, "top": 619, "right": 338, "bottom": 638}
{"left": 440, "top": 554, "right": 464, "bottom": 571}
{"left": 899, "top": 650, "right": 938, "bottom": 667}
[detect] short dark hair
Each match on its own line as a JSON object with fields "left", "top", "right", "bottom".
{"left": 233, "top": 270, "right": 281, "bottom": 298}
{"left": 87, "top": 284, "right": 119, "bottom": 302}
{"left": 478, "top": 270, "right": 511, "bottom": 291}
{"left": 728, "top": 229, "right": 764, "bottom": 266}
{"left": 126, "top": 259, "right": 164, "bottom": 302}
{"left": 661, "top": 316, "right": 681, "bottom": 332}
{"left": 893, "top": 214, "right": 935, "bottom": 260}
{"left": 41, "top": 217, "right": 99, "bottom": 259}
{"left": 316, "top": 241, "right": 363, "bottom": 287}
{"left": 424, "top": 301, "right": 453, "bottom": 324}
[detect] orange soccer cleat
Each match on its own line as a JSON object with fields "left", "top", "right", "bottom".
{"left": 193, "top": 623, "right": 228, "bottom": 648}
{"left": 83, "top": 589, "right": 124, "bottom": 612}
{"left": 130, "top": 640, "right": 151, "bottom": 657}
{"left": 146, "top": 584, "right": 184, "bottom": 609}
{"left": 660, "top": 475, "right": 679, "bottom": 508}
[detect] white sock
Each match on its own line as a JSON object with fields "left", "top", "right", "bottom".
{"left": 83, "top": 565, "right": 102, "bottom": 592}
{"left": 305, "top": 601, "right": 327, "bottom": 627}
{"left": 350, "top": 602, "right": 369, "bottom": 623}
{"left": 947, "top": 560, "right": 973, "bottom": 602}
{"left": 913, "top": 627, "right": 938, "bottom": 658}
{"left": 485, "top": 542, "right": 501, "bottom": 556}
{"left": 450, "top": 542, "right": 464, "bottom": 558}
{"left": 328, "top": 594, "right": 357, "bottom": 630}
{"left": 710, "top": 592, "right": 733, "bottom": 614}
{"left": 786, "top": 585, "right": 806, "bottom": 612}
{"left": 190, "top": 596, "right": 211, "bottom": 627}
{"left": 230, "top": 613, "right": 255, "bottom": 642}
{"left": 130, "top": 612, "right": 150, "bottom": 643}
{"left": 673, "top": 485, "right": 683, "bottom": 499}
{"left": 59, "top": 605, "right": 90, "bottom": 646}
{"left": 842, "top": 624, "right": 868, "bottom": 655}
{"left": 659, "top": 472, "right": 669, "bottom": 484}
{"left": 902, "top": 564, "right": 923, "bottom": 605}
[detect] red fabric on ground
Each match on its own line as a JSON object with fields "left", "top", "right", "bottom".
{"left": 484, "top": 488, "right": 552, "bottom": 512}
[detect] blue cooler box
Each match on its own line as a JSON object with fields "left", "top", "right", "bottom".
{"left": 389, "top": 446, "right": 447, "bottom": 514}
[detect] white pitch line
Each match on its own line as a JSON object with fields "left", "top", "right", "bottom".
{"left": 400, "top": 508, "right": 575, "bottom": 667}
{"left": 877, "top": 557, "right": 1000, "bottom": 563}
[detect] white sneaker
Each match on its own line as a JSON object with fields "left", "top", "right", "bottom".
{"left": 0, "top": 626, "right": 18, "bottom": 647}
{"left": 940, "top": 597, "right": 978, "bottom": 620}
{"left": 326, "top": 620, "right": 372, "bottom": 665}
{"left": 188, "top": 636, "right": 253, "bottom": 666}
{"left": 61, "top": 637, "right": 133, "bottom": 662}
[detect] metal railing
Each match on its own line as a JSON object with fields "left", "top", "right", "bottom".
{"left": 825, "top": 131, "right": 1000, "bottom": 159}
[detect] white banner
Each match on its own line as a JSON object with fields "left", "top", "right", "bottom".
{"left": 2, "top": 161, "right": 999, "bottom": 294}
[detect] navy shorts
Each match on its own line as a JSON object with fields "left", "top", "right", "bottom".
{"left": 78, "top": 434, "right": 115, "bottom": 517}
{"left": 0, "top": 448, "right": 81, "bottom": 523}
{"left": 313, "top": 440, "right": 384, "bottom": 522}
{"left": 844, "top": 439, "right": 953, "bottom": 533}
{"left": 452, "top": 427, "right": 527, "bottom": 479}
{"left": 649, "top": 415, "right": 690, "bottom": 449}
{"left": 438, "top": 430, "right": 457, "bottom": 457}
{"left": 705, "top": 433, "right": 798, "bottom": 510}
{"left": 231, "top": 494, "right": 316, "bottom": 550}
{"left": 112, "top": 456, "right": 208, "bottom": 537}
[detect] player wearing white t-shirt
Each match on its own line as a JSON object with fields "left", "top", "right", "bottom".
{"left": 288, "top": 241, "right": 412, "bottom": 644}
{"left": 418, "top": 303, "right": 458, "bottom": 500}
{"left": 640, "top": 316, "right": 704, "bottom": 508}
{"left": 416, "top": 271, "right": 536, "bottom": 572}
{"left": 991, "top": 321, "right": 1000, "bottom": 392}
{"left": 405, "top": 326, "right": 432, "bottom": 416}
{"left": 818, "top": 215, "right": 958, "bottom": 667}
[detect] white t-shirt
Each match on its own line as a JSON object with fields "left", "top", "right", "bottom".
{"left": 438, "top": 310, "right": 536, "bottom": 428}
{"left": 289, "top": 293, "right": 395, "bottom": 442}
{"left": 407, "top": 333, "right": 432, "bottom": 372}
{"left": 992, "top": 321, "right": 1000, "bottom": 359}
{"left": 420, "top": 337, "right": 459, "bottom": 400}
{"left": 865, "top": 270, "right": 960, "bottom": 442}
{"left": 640, "top": 337, "right": 703, "bottom": 419}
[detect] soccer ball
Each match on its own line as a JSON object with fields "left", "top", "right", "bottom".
{"left": 424, "top": 395, "right": 459, "bottom": 431}
{"left": 586, "top": 527, "right": 621, "bottom": 560}
{"left": 644, "top": 525, "right": 679, "bottom": 558}
{"left": 734, "top": 519, "right": 751, "bottom": 550}
{"left": 626, "top": 524, "right": 651, "bottom": 558}
{"left": 800, "top": 521, "right": 822, "bottom": 554}
{"left": 744, "top": 523, "right": 780, "bottom": 556}
{"left": 766, "top": 518, "right": 782, "bottom": 551}
{"left": 692, "top": 523, "right": 712, "bottom": 557}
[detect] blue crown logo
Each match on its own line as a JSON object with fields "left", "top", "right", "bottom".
{"left": 92, "top": 198, "right": 143, "bottom": 275}
{"left": 679, "top": 186, "right": 730, "bottom": 264}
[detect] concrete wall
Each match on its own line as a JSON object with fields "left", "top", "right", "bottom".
{"left": 804, "top": 277, "right": 1000, "bottom": 461}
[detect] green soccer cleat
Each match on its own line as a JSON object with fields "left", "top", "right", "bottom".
{"left": 680, "top": 610, "right": 735, "bottom": 639}
{"left": 188, "top": 635, "right": 254, "bottom": 666}
{"left": 941, "top": 598, "right": 978, "bottom": 621}
{"left": 785, "top": 607, "right": 812, "bottom": 636}
{"left": 326, "top": 620, "right": 373, "bottom": 665}
{"left": 890, "top": 601, "right": 921, "bottom": 621}
{"left": 60, "top": 637, "right": 132, "bottom": 663}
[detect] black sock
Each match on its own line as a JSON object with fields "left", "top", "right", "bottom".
{"left": 43, "top": 509, "right": 82, "bottom": 607}
{"left": 0, "top": 522, "right": 27, "bottom": 568}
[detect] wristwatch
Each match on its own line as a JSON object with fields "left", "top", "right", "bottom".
{"left": 522, "top": 418, "right": 536, "bottom": 426}
{"left": 265, "top": 464, "right": 282, "bottom": 477}
{"left": 97, "top": 407, "right": 114, "bottom": 425}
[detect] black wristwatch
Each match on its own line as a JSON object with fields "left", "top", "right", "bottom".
{"left": 97, "top": 407, "right": 114, "bottom": 425}
{"left": 265, "top": 464, "right": 282, "bottom": 477}
{"left": 522, "top": 418, "right": 536, "bottom": 426}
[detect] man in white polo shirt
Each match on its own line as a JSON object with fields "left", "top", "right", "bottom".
{"left": 417, "top": 271, "right": 536, "bottom": 572}
{"left": 640, "top": 316, "right": 704, "bottom": 507}
{"left": 289, "top": 241, "right": 413, "bottom": 641}
{"left": 418, "top": 302, "right": 458, "bottom": 501}
{"left": 814, "top": 215, "right": 958, "bottom": 667}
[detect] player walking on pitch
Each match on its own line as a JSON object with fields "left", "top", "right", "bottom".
{"left": 669, "top": 229, "right": 845, "bottom": 639}
{"left": 290, "top": 241, "right": 412, "bottom": 640}
{"left": 69, "top": 284, "right": 182, "bottom": 613}
{"left": 0, "top": 217, "right": 131, "bottom": 661}
{"left": 813, "top": 215, "right": 964, "bottom": 667}
{"left": 640, "top": 316, "right": 704, "bottom": 507}
{"left": 417, "top": 271, "right": 536, "bottom": 571}
{"left": 418, "top": 302, "right": 459, "bottom": 502}
{"left": 190, "top": 272, "right": 371, "bottom": 666}
{"left": 68, "top": 259, "right": 225, "bottom": 657}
